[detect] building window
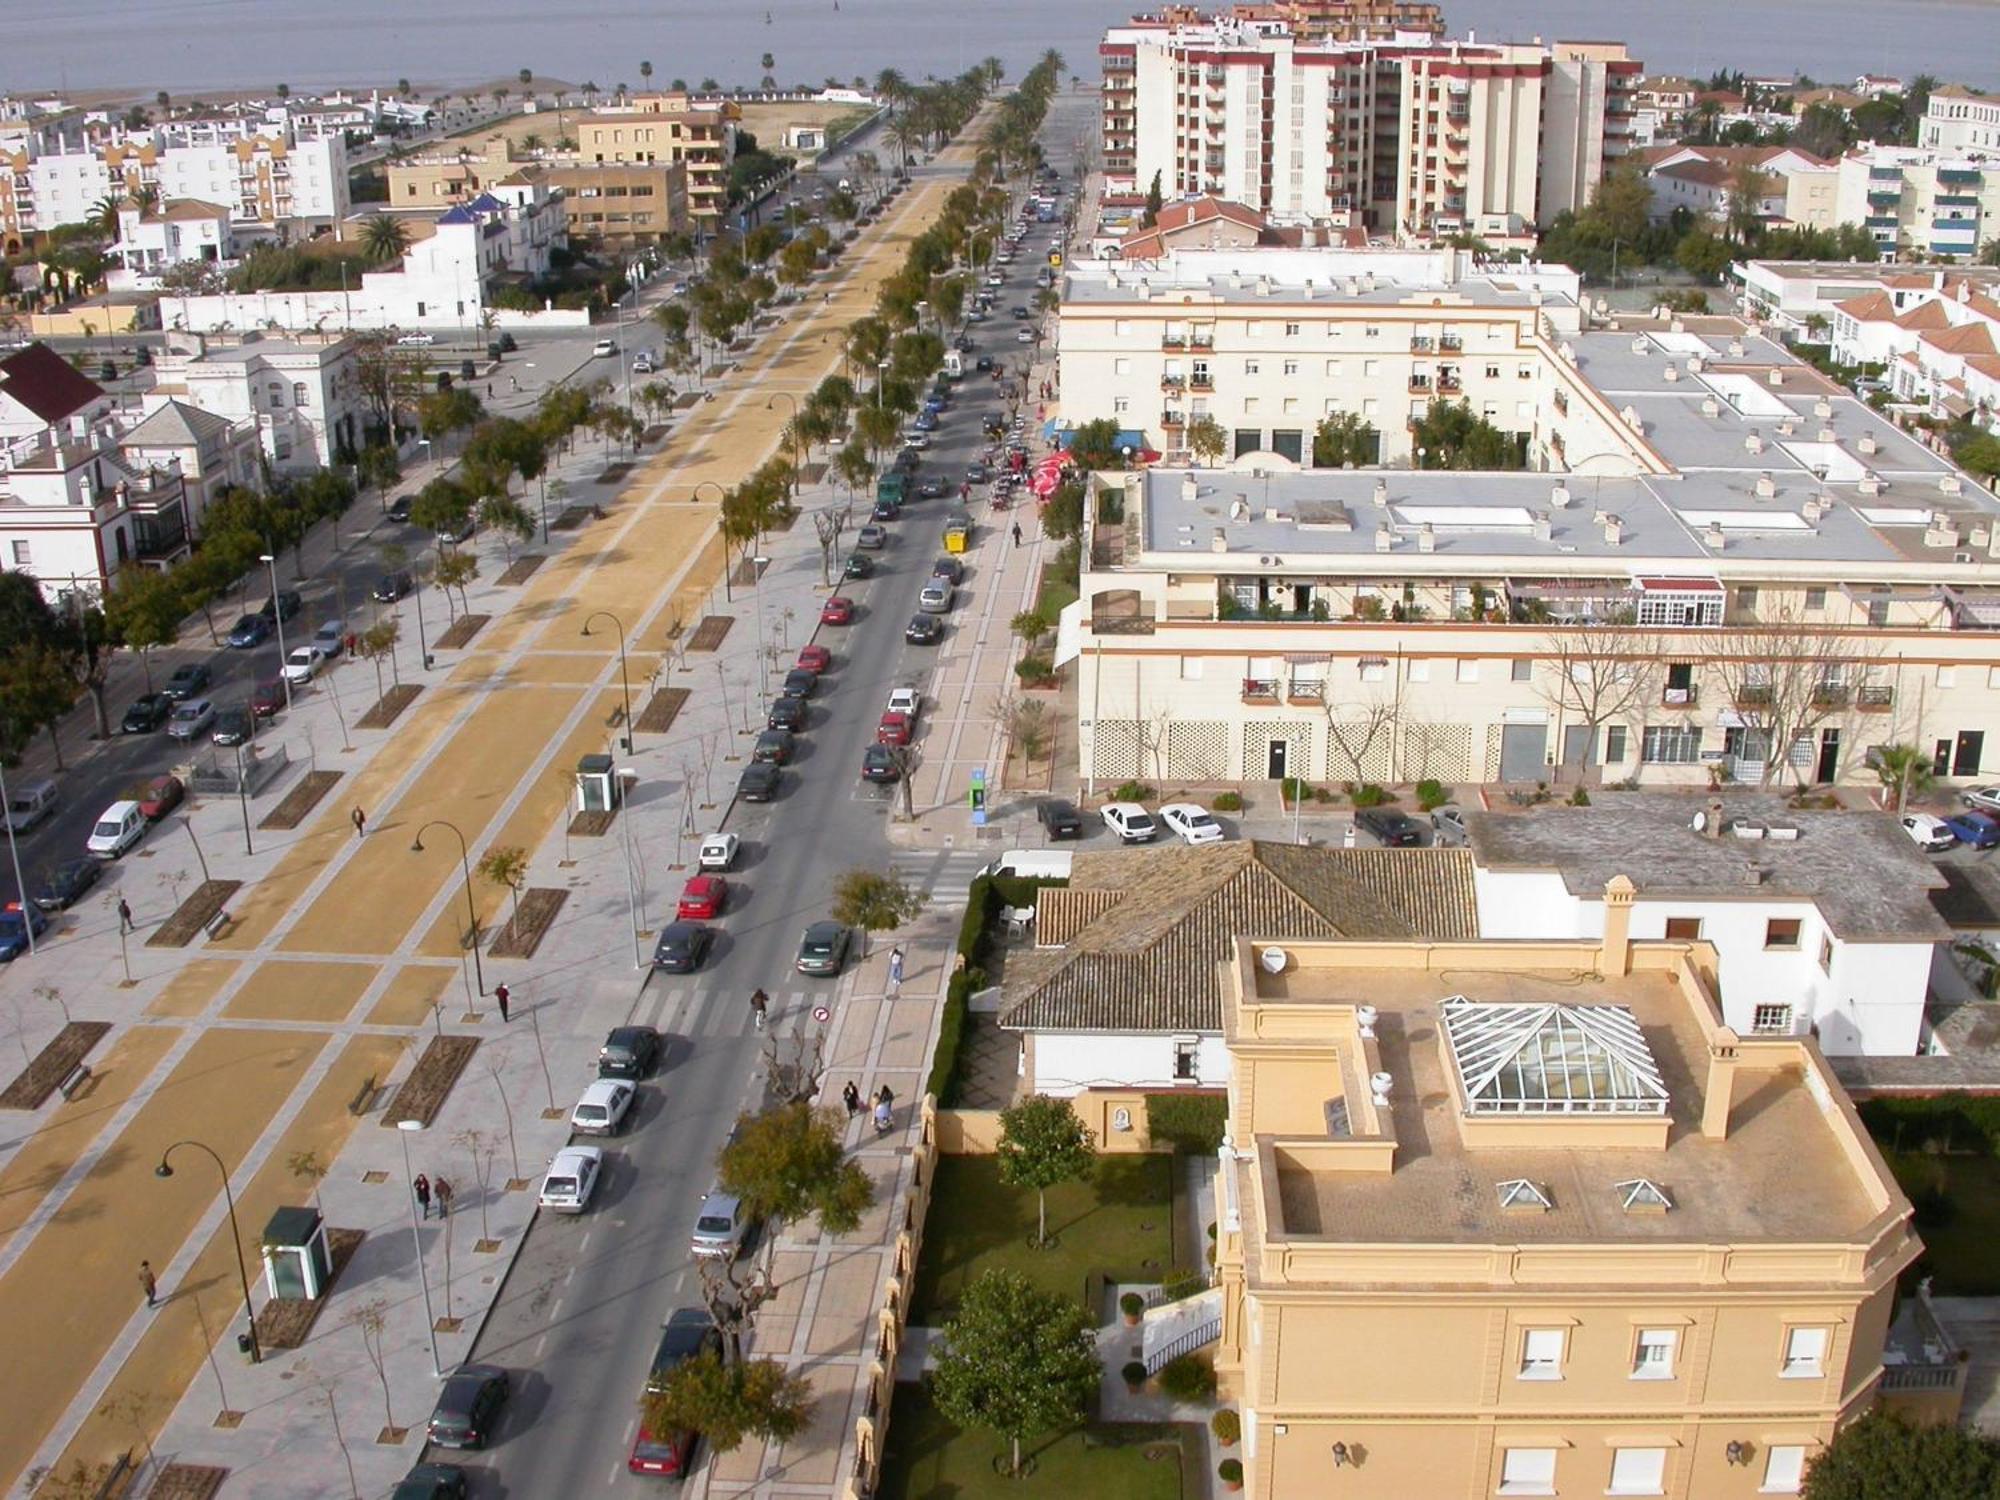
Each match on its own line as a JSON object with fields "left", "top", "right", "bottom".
{"left": 1663, "top": 917, "right": 1702, "bottom": 941}
{"left": 1456, "top": 659, "right": 1479, "bottom": 683}
{"left": 1325, "top": 359, "right": 1342, "bottom": 377}
{"left": 1485, "top": 363, "right": 1500, "bottom": 378}
{"left": 1603, "top": 724, "right": 1628, "bottom": 763}
{"left": 1363, "top": 359, "right": 1379, "bottom": 378}
{"left": 1359, "top": 660, "right": 1387, "bottom": 684}
{"left": 1282, "top": 359, "right": 1299, "bottom": 376}
{"left": 1819, "top": 934, "right": 1834, "bottom": 973}
{"left": 1641, "top": 726, "right": 1702, "bottom": 764}
{"left": 1608, "top": 1448, "right": 1666, "bottom": 1495}
{"left": 1180, "top": 657, "right": 1203, "bottom": 679}
{"left": 1173, "top": 1038, "right": 1199, "bottom": 1079}
{"left": 1762, "top": 1446, "right": 1806, "bottom": 1494}
{"left": 1753, "top": 1003, "right": 1795, "bottom": 1034}
{"left": 267, "top": 380, "right": 285, "bottom": 409}
{"left": 1114, "top": 357, "right": 1132, "bottom": 375}
{"left": 1364, "top": 325, "right": 1380, "bottom": 339}
{"left": 1805, "top": 587, "right": 1827, "bottom": 610}
{"left": 1244, "top": 359, "right": 1260, "bottom": 375}
{"left": 1284, "top": 322, "right": 1300, "bottom": 336}
{"left": 1498, "top": 1447, "right": 1557, "bottom": 1495}
{"left": 1245, "top": 321, "right": 1262, "bottom": 339}
{"left": 1408, "top": 659, "right": 1430, "bottom": 683}
{"left": 1112, "top": 397, "right": 1130, "bottom": 415}
{"left": 1736, "top": 586, "right": 1759, "bottom": 613}
{"left": 1510, "top": 659, "right": 1532, "bottom": 682}
{"left": 1115, "top": 320, "right": 1133, "bottom": 337}
{"left": 1782, "top": 1326, "right": 1827, "bottom": 1377}
{"left": 1243, "top": 398, "right": 1260, "bottom": 414}
{"left": 1765, "top": 918, "right": 1802, "bottom": 950}
{"left": 1632, "top": 1327, "right": 1677, "bottom": 1377}
{"left": 1518, "top": 1327, "right": 1565, "bottom": 1380}
{"left": 9, "top": 541, "right": 29, "bottom": 566}
{"left": 1938, "top": 665, "right": 1957, "bottom": 688}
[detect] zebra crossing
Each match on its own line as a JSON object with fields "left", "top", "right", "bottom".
{"left": 635, "top": 981, "right": 839, "bottom": 1039}
{"left": 889, "top": 848, "right": 994, "bottom": 908}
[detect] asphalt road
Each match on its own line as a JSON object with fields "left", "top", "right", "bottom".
{"left": 433, "top": 113, "right": 1087, "bottom": 1499}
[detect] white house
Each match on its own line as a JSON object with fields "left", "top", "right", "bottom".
{"left": 1466, "top": 797, "right": 1950, "bottom": 1056}
{"left": 108, "top": 199, "right": 236, "bottom": 290}
{"left": 0, "top": 342, "right": 112, "bottom": 443}
{"left": 118, "top": 398, "right": 261, "bottom": 522}
{"left": 145, "top": 333, "right": 365, "bottom": 470}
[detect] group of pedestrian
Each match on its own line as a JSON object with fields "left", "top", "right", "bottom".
{"left": 840, "top": 1081, "right": 897, "bottom": 1135}
{"left": 412, "top": 1172, "right": 454, "bottom": 1220}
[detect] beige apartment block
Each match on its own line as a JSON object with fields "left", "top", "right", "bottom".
{"left": 384, "top": 143, "right": 689, "bottom": 248}
{"left": 577, "top": 97, "right": 737, "bottom": 226}
{"left": 1209, "top": 918, "right": 1940, "bottom": 1498}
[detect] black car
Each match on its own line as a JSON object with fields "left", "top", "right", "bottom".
{"left": 652, "top": 921, "right": 714, "bottom": 972}
{"left": 598, "top": 1025, "right": 663, "bottom": 1079}
{"left": 844, "top": 552, "right": 874, "bottom": 580}
{"left": 226, "top": 614, "right": 272, "bottom": 649}
{"left": 1354, "top": 806, "right": 1425, "bottom": 847}
{"left": 767, "top": 695, "right": 807, "bottom": 731}
{"left": 752, "top": 729, "right": 796, "bottom": 765}
{"left": 258, "top": 590, "right": 302, "bottom": 623}
{"left": 870, "top": 499, "right": 900, "bottom": 523}
{"left": 373, "top": 571, "right": 414, "bottom": 603}
{"left": 918, "top": 477, "right": 947, "bottom": 499}
{"left": 931, "top": 556, "right": 965, "bottom": 585}
{"left": 120, "top": 692, "right": 174, "bottom": 733}
{"left": 1038, "top": 799, "right": 1084, "bottom": 839}
{"left": 211, "top": 706, "right": 254, "bottom": 747}
{"left": 738, "top": 762, "right": 781, "bottom": 802}
{"left": 391, "top": 1464, "right": 468, "bottom": 1500}
{"left": 32, "top": 856, "right": 102, "bottom": 913}
{"left": 387, "top": 495, "right": 415, "bottom": 523}
{"left": 965, "top": 462, "right": 989, "bottom": 483}
{"left": 860, "top": 744, "right": 901, "bottom": 783}
{"left": 1011, "top": 305, "right": 1031, "bottom": 320}
{"left": 953, "top": 335, "right": 975, "bottom": 352}
{"left": 796, "top": 919, "right": 853, "bottom": 976}
{"left": 427, "top": 1364, "right": 510, "bottom": 1449}
{"left": 781, "top": 667, "right": 818, "bottom": 700}
{"left": 905, "top": 613, "right": 943, "bottom": 645}
{"left": 975, "top": 356, "right": 994, "bottom": 372}
{"left": 163, "top": 663, "right": 211, "bottom": 701}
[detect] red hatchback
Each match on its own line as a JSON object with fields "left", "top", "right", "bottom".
{"left": 877, "top": 711, "right": 913, "bottom": 747}
{"left": 819, "top": 596, "right": 854, "bottom": 625}
{"left": 137, "top": 773, "right": 185, "bottom": 821}
{"left": 676, "top": 874, "right": 729, "bottom": 921}
{"left": 797, "top": 644, "right": 832, "bottom": 673}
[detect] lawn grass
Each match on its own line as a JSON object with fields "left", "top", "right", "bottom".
{"left": 1883, "top": 1150, "right": 2000, "bottom": 1295}
{"left": 876, "top": 1383, "right": 1188, "bottom": 1500}
{"left": 910, "top": 1153, "right": 1177, "bottom": 1322}
{"left": 1035, "top": 559, "right": 1079, "bottom": 621}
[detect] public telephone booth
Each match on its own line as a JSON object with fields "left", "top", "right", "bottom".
{"left": 575, "top": 753, "right": 620, "bottom": 814}
{"left": 261, "top": 1205, "right": 333, "bottom": 1301}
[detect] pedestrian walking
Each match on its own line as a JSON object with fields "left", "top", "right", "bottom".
{"left": 494, "top": 984, "right": 510, "bottom": 1023}
{"left": 510, "top": 375, "right": 520, "bottom": 392}
{"left": 352, "top": 806, "right": 367, "bottom": 839}
{"left": 434, "top": 1177, "right": 453, "bottom": 1219}
{"left": 413, "top": 1172, "right": 431, "bottom": 1220}
{"left": 873, "top": 1096, "right": 893, "bottom": 1134}
{"left": 750, "top": 988, "right": 769, "bottom": 1030}
{"left": 1010, "top": 522, "right": 1022, "bottom": 548}
{"left": 888, "top": 946, "right": 905, "bottom": 994}
{"left": 139, "top": 1259, "right": 157, "bottom": 1309}
{"left": 842, "top": 1080, "right": 862, "bottom": 1118}
{"left": 117, "top": 898, "right": 134, "bottom": 935}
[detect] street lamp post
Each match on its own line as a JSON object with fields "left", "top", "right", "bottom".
{"left": 580, "top": 611, "right": 634, "bottom": 753}
{"left": 232, "top": 743, "right": 253, "bottom": 855}
{"left": 692, "top": 480, "right": 731, "bottom": 601}
{"left": 394, "top": 1120, "right": 445, "bottom": 1378}
{"left": 413, "top": 564, "right": 431, "bottom": 671}
{"left": 155, "top": 1140, "right": 261, "bottom": 1365}
{"left": 260, "top": 553, "right": 293, "bottom": 713}
{"left": 411, "top": 819, "right": 484, "bottom": 1005}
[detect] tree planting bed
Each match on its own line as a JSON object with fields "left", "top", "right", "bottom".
{"left": 686, "top": 615, "right": 735, "bottom": 652}
{"left": 381, "top": 1036, "right": 480, "bottom": 1128}
{"left": 357, "top": 683, "right": 423, "bottom": 730}
{"left": 488, "top": 889, "right": 568, "bottom": 960}
{"left": 568, "top": 808, "right": 617, "bottom": 838}
{"left": 597, "top": 462, "right": 634, "bottom": 485}
{"left": 147, "top": 1467, "right": 229, "bottom": 1500}
{"left": 497, "top": 554, "right": 546, "bottom": 586}
{"left": 260, "top": 771, "right": 341, "bottom": 831}
{"left": 252, "top": 1227, "right": 365, "bottom": 1350}
{"left": 551, "top": 503, "right": 600, "bottom": 532}
{"left": 636, "top": 687, "right": 689, "bottom": 735}
{"left": 434, "top": 613, "right": 489, "bottom": 650}
{"left": 0, "top": 1022, "right": 111, "bottom": 1111}
{"left": 148, "top": 880, "right": 243, "bottom": 948}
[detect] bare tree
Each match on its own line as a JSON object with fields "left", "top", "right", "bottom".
{"left": 33, "top": 983, "right": 69, "bottom": 1025}
{"left": 453, "top": 1127, "right": 498, "bottom": 1243}
{"left": 348, "top": 1297, "right": 399, "bottom": 1439}
{"left": 1322, "top": 689, "right": 1398, "bottom": 782}
{"left": 1531, "top": 622, "right": 1664, "bottom": 782}
{"left": 1707, "top": 612, "right": 1875, "bottom": 789}
{"left": 761, "top": 1027, "right": 827, "bottom": 1106}
{"left": 286, "top": 1147, "right": 330, "bottom": 1213}
{"left": 698, "top": 1253, "right": 780, "bottom": 1365}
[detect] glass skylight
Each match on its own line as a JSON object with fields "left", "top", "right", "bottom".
{"left": 1441, "top": 996, "right": 1669, "bottom": 1116}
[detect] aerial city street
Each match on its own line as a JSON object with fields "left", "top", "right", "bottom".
{"left": 0, "top": 4, "right": 1998, "bottom": 1498}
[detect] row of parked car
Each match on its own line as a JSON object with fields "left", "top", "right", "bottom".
{"left": 1901, "top": 787, "right": 2000, "bottom": 850}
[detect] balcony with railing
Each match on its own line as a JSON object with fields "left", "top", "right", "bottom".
{"left": 1285, "top": 678, "right": 1326, "bottom": 704}
{"left": 1812, "top": 683, "right": 1852, "bottom": 709}
{"left": 1189, "top": 373, "right": 1213, "bottom": 391}
{"left": 1408, "top": 375, "right": 1432, "bottom": 393}
{"left": 1733, "top": 683, "right": 1776, "bottom": 708}
{"left": 1858, "top": 684, "right": 1895, "bottom": 713}
{"left": 1661, "top": 684, "right": 1699, "bottom": 709}
{"left": 1161, "top": 374, "right": 1186, "bottom": 393}
{"left": 1161, "top": 333, "right": 1187, "bottom": 350}
{"left": 1190, "top": 332, "right": 1214, "bottom": 349}
{"left": 1440, "top": 334, "right": 1463, "bottom": 352}
{"left": 1162, "top": 409, "right": 1187, "bottom": 428}
{"left": 1242, "top": 678, "right": 1281, "bottom": 703}
{"left": 1437, "top": 372, "right": 1462, "bottom": 394}
{"left": 1410, "top": 334, "right": 1436, "bottom": 352}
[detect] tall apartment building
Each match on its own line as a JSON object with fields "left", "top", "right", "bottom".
{"left": 1099, "top": 15, "right": 1637, "bottom": 240}
{"left": 1833, "top": 145, "right": 2000, "bottom": 259}
{"left": 578, "top": 94, "right": 738, "bottom": 227}
{"left": 1054, "top": 245, "right": 2000, "bottom": 795}
{"left": 0, "top": 127, "right": 347, "bottom": 251}
{"left": 1209, "top": 926, "right": 1944, "bottom": 1498}
{"left": 1920, "top": 85, "right": 2000, "bottom": 154}
{"left": 385, "top": 138, "right": 690, "bottom": 248}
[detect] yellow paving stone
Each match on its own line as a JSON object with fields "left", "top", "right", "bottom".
{"left": 366, "top": 963, "right": 458, "bottom": 1028}
{"left": 218, "top": 958, "right": 377, "bottom": 1022}
{"left": 805, "top": 1254, "right": 882, "bottom": 1357}
{"left": 774, "top": 1363, "right": 859, "bottom": 1484}
{"left": 144, "top": 958, "right": 238, "bottom": 1019}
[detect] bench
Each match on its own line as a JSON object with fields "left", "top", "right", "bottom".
{"left": 58, "top": 1062, "right": 91, "bottom": 1100}
{"left": 348, "top": 1076, "right": 378, "bottom": 1116}
{"left": 204, "top": 908, "right": 232, "bottom": 939}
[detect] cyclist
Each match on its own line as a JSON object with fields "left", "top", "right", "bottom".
{"left": 750, "top": 988, "right": 769, "bottom": 1029}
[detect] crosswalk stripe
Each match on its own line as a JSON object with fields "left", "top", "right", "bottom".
{"left": 889, "top": 849, "right": 993, "bottom": 907}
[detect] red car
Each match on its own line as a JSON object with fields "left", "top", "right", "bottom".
{"left": 877, "top": 711, "right": 913, "bottom": 747}
{"left": 797, "top": 644, "right": 832, "bottom": 673}
{"left": 137, "top": 773, "right": 185, "bottom": 821}
{"left": 676, "top": 874, "right": 729, "bottom": 921}
{"left": 248, "top": 677, "right": 287, "bottom": 718}
{"left": 819, "top": 596, "right": 854, "bottom": 625}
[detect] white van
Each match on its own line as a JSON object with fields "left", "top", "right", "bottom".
{"left": 86, "top": 800, "right": 147, "bottom": 860}
{"left": 3, "top": 778, "right": 58, "bottom": 835}
{"left": 943, "top": 350, "right": 964, "bottom": 378}
{"left": 980, "top": 849, "right": 1074, "bottom": 881}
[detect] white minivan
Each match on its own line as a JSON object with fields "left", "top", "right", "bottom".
{"left": 3, "top": 778, "right": 58, "bottom": 835}
{"left": 86, "top": 800, "right": 147, "bottom": 859}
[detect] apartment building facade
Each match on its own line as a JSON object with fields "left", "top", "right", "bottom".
{"left": 1825, "top": 268, "right": 2000, "bottom": 431}
{"left": 1832, "top": 145, "right": 2000, "bottom": 259}
{"left": 145, "top": 334, "right": 365, "bottom": 471}
{"left": 1055, "top": 249, "right": 2000, "bottom": 796}
{"left": 1209, "top": 927, "right": 1937, "bottom": 1499}
{"left": 1920, "top": 85, "right": 2000, "bottom": 154}
{"left": 1099, "top": 15, "right": 1637, "bottom": 240}
{"left": 578, "top": 95, "right": 738, "bottom": 226}
{"left": 384, "top": 139, "right": 690, "bottom": 247}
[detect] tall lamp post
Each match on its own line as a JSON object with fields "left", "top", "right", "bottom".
{"left": 156, "top": 1139, "right": 261, "bottom": 1365}
{"left": 580, "top": 611, "right": 634, "bottom": 753}
{"left": 692, "top": 481, "right": 732, "bottom": 601}
{"left": 411, "top": 819, "right": 484, "bottom": 1003}
{"left": 395, "top": 1120, "right": 445, "bottom": 1378}
{"left": 260, "top": 553, "right": 293, "bottom": 712}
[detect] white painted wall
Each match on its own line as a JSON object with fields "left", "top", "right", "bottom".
{"left": 1029, "top": 1031, "right": 1230, "bottom": 1096}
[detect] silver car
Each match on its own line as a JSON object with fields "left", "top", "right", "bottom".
{"left": 166, "top": 697, "right": 216, "bottom": 741}
{"left": 690, "top": 1190, "right": 748, "bottom": 1259}
{"left": 1429, "top": 806, "right": 1470, "bottom": 846}
{"left": 918, "top": 579, "right": 954, "bottom": 614}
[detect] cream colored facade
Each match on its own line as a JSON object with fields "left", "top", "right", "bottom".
{"left": 577, "top": 98, "right": 737, "bottom": 226}
{"left": 1832, "top": 146, "right": 2000, "bottom": 259}
{"left": 1210, "top": 923, "right": 1935, "bottom": 1499}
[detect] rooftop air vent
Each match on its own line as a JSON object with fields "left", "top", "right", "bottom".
{"left": 1754, "top": 471, "right": 1777, "bottom": 498}
{"left": 1258, "top": 946, "right": 1289, "bottom": 975}
{"left": 1768, "top": 368, "right": 1785, "bottom": 388}
{"left": 1858, "top": 433, "right": 1878, "bottom": 455}
{"left": 1615, "top": 1178, "right": 1673, "bottom": 1214}
{"left": 1496, "top": 1179, "right": 1553, "bottom": 1213}
{"left": 1550, "top": 483, "right": 1571, "bottom": 508}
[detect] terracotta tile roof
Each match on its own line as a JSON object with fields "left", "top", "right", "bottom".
{"left": 0, "top": 343, "right": 106, "bottom": 425}
{"left": 1966, "top": 354, "right": 2000, "bottom": 381}
{"left": 1034, "top": 888, "right": 1125, "bottom": 947}
{"left": 1924, "top": 322, "right": 1999, "bottom": 356}
{"left": 1001, "top": 841, "right": 1478, "bottom": 1033}
{"left": 1897, "top": 300, "right": 1952, "bottom": 331}
{"left": 1832, "top": 291, "right": 1894, "bottom": 321}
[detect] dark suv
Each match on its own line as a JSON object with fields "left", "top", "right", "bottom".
{"left": 598, "top": 1025, "right": 662, "bottom": 1079}
{"left": 1038, "top": 799, "right": 1083, "bottom": 839}
{"left": 1354, "top": 806, "right": 1424, "bottom": 847}
{"left": 427, "top": 1364, "right": 510, "bottom": 1449}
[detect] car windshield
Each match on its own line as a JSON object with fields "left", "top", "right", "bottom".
{"left": 172, "top": 705, "right": 201, "bottom": 719}
{"left": 695, "top": 1214, "right": 733, "bottom": 1235}
{"left": 805, "top": 936, "right": 833, "bottom": 956}
{"left": 1185, "top": 813, "right": 1217, "bottom": 829}
{"left": 544, "top": 1175, "right": 578, "bottom": 1197}
{"left": 632, "top": 1429, "right": 682, "bottom": 1462}
{"left": 602, "top": 1044, "right": 633, "bottom": 1062}
{"left": 93, "top": 818, "right": 123, "bottom": 837}
{"left": 575, "top": 1105, "right": 606, "bottom": 1122}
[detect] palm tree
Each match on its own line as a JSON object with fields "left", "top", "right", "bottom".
{"left": 88, "top": 194, "right": 124, "bottom": 239}
{"left": 761, "top": 53, "right": 776, "bottom": 74}
{"left": 518, "top": 67, "right": 533, "bottom": 88}
{"left": 875, "top": 69, "right": 909, "bottom": 109}
{"left": 640, "top": 60, "right": 654, "bottom": 87}
{"left": 358, "top": 214, "right": 413, "bottom": 264}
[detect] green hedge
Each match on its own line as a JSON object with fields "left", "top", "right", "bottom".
{"left": 1859, "top": 1096, "right": 2000, "bottom": 1158}
{"left": 1145, "top": 1092, "right": 1228, "bottom": 1154}
{"left": 927, "top": 872, "right": 1066, "bottom": 1106}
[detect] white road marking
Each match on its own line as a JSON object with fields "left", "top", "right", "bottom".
{"left": 534, "top": 1333, "right": 549, "bottom": 1358}
{"left": 578, "top": 1230, "right": 593, "bottom": 1254}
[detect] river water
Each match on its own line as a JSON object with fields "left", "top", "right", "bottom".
{"left": 4, "top": 0, "right": 1995, "bottom": 97}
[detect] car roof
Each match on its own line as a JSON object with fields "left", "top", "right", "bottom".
{"left": 660, "top": 920, "right": 703, "bottom": 939}
{"left": 804, "top": 919, "right": 845, "bottom": 938}
{"left": 655, "top": 1307, "right": 715, "bottom": 1366}
{"left": 550, "top": 1145, "right": 602, "bottom": 1171}
{"left": 697, "top": 1189, "right": 741, "bottom": 1215}
{"left": 685, "top": 872, "right": 720, "bottom": 889}
{"left": 606, "top": 1025, "right": 655, "bottom": 1045}
{"left": 98, "top": 799, "right": 141, "bottom": 817}
{"left": 1106, "top": 801, "right": 1149, "bottom": 814}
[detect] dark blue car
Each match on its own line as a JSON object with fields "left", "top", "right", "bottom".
{"left": 0, "top": 901, "right": 49, "bottom": 960}
{"left": 1947, "top": 811, "right": 2000, "bottom": 849}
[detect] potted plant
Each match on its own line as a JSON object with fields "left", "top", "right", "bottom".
{"left": 1120, "top": 1291, "right": 1146, "bottom": 1326}
{"left": 1121, "top": 1360, "right": 1148, "bottom": 1392}
{"left": 1212, "top": 1409, "right": 1241, "bottom": 1447}
{"left": 1219, "top": 1458, "right": 1244, "bottom": 1492}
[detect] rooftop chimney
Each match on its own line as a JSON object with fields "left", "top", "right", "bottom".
{"left": 1372, "top": 478, "right": 1390, "bottom": 508}
{"left": 1418, "top": 522, "right": 1436, "bottom": 552}
{"left": 1754, "top": 471, "right": 1777, "bottom": 498}
{"left": 1704, "top": 797, "right": 1726, "bottom": 837}
{"left": 1374, "top": 525, "right": 1395, "bottom": 552}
